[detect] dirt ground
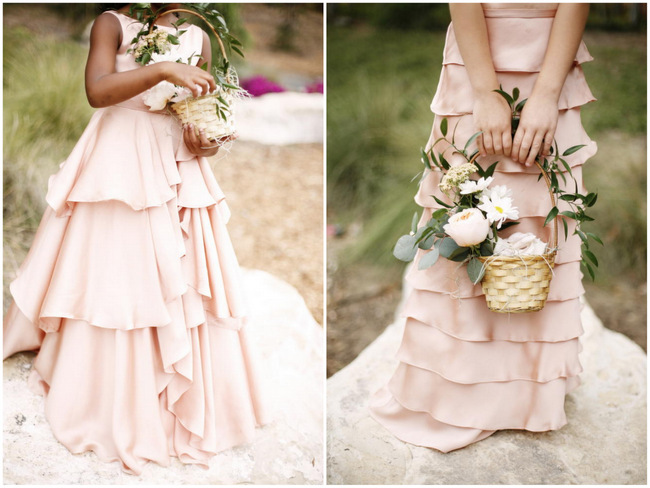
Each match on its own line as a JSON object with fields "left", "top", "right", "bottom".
{"left": 213, "top": 142, "right": 323, "bottom": 324}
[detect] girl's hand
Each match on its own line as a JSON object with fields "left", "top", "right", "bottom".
{"left": 160, "top": 62, "right": 216, "bottom": 98}
{"left": 511, "top": 93, "right": 558, "bottom": 166}
{"left": 473, "top": 91, "right": 513, "bottom": 157}
{"left": 183, "top": 124, "right": 237, "bottom": 157}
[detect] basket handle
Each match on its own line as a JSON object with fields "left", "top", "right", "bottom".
{"left": 149, "top": 8, "right": 228, "bottom": 63}
{"left": 467, "top": 152, "right": 558, "bottom": 252}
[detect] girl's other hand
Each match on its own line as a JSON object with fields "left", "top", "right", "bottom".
{"left": 183, "top": 124, "right": 237, "bottom": 157}
{"left": 161, "top": 62, "right": 216, "bottom": 98}
{"left": 473, "top": 91, "right": 512, "bottom": 157}
{"left": 511, "top": 93, "right": 558, "bottom": 167}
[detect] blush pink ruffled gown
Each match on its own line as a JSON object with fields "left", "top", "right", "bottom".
{"left": 369, "top": 6, "right": 597, "bottom": 452}
{"left": 4, "top": 11, "right": 268, "bottom": 474}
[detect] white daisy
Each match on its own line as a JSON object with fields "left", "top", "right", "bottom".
{"left": 478, "top": 194, "right": 519, "bottom": 228}
{"left": 482, "top": 184, "right": 512, "bottom": 199}
{"left": 459, "top": 176, "right": 494, "bottom": 195}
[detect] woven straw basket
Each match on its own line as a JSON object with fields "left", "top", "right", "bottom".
{"left": 169, "top": 90, "right": 235, "bottom": 142}
{"left": 477, "top": 160, "right": 558, "bottom": 313}
{"left": 150, "top": 8, "right": 238, "bottom": 141}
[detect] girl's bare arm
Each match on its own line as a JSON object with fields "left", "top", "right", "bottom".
{"left": 512, "top": 3, "right": 590, "bottom": 166}
{"left": 449, "top": 3, "right": 512, "bottom": 158}
{"left": 84, "top": 13, "right": 216, "bottom": 108}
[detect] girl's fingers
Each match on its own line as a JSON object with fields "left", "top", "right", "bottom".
{"left": 511, "top": 129, "right": 523, "bottom": 162}
{"left": 184, "top": 124, "right": 199, "bottom": 149}
{"left": 502, "top": 131, "right": 512, "bottom": 158}
{"left": 541, "top": 132, "right": 553, "bottom": 157}
{"left": 516, "top": 130, "right": 533, "bottom": 164}
{"left": 477, "top": 134, "right": 486, "bottom": 157}
{"left": 198, "top": 129, "right": 213, "bottom": 147}
{"left": 491, "top": 130, "right": 503, "bottom": 155}
{"left": 482, "top": 132, "right": 494, "bottom": 155}
{"left": 525, "top": 132, "right": 544, "bottom": 167}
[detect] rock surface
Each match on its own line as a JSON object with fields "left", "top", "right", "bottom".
{"left": 237, "top": 92, "right": 324, "bottom": 145}
{"left": 4, "top": 269, "right": 323, "bottom": 484}
{"left": 327, "top": 291, "right": 647, "bottom": 485}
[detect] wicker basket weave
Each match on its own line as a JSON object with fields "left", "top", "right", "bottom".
{"left": 169, "top": 90, "right": 235, "bottom": 141}
{"left": 149, "top": 8, "right": 239, "bottom": 141}
{"left": 477, "top": 159, "right": 558, "bottom": 313}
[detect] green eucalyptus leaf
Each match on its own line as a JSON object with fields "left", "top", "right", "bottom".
{"left": 438, "top": 237, "right": 460, "bottom": 258}
{"left": 576, "top": 229, "right": 589, "bottom": 245}
{"left": 421, "top": 148, "right": 432, "bottom": 170}
{"left": 544, "top": 206, "right": 559, "bottom": 227}
{"left": 559, "top": 194, "right": 578, "bottom": 202}
{"left": 463, "top": 131, "right": 481, "bottom": 153}
{"left": 449, "top": 248, "right": 470, "bottom": 262}
{"left": 479, "top": 240, "right": 494, "bottom": 256}
{"left": 515, "top": 98, "right": 527, "bottom": 113}
{"left": 483, "top": 161, "right": 499, "bottom": 178}
{"left": 467, "top": 257, "right": 485, "bottom": 284}
{"left": 560, "top": 158, "right": 573, "bottom": 175}
{"left": 498, "top": 221, "right": 520, "bottom": 231}
{"left": 493, "top": 88, "right": 514, "bottom": 106}
{"left": 562, "top": 144, "right": 586, "bottom": 156}
{"left": 583, "top": 260, "right": 596, "bottom": 281}
{"left": 560, "top": 210, "right": 578, "bottom": 220}
{"left": 512, "top": 87, "right": 520, "bottom": 102}
{"left": 232, "top": 45, "right": 244, "bottom": 58}
{"left": 439, "top": 153, "right": 450, "bottom": 170}
{"left": 432, "top": 195, "right": 453, "bottom": 209}
{"left": 393, "top": 234, "right": 418, "bottom": 262}
{"left": 585, "top": 192, "right": 598, "bottom": 207}
{"left": 418, "top": 248, "right": 440, "bottom": 270}
{"left": 440, "top": 118, "right": 448, "bottom": 137}
{"left": 587, "top": 232, "right": 603, "bottom": 245}
{"left": 410, "top": 211, "right": 419, "bottom": 234}
{"left": 419, "top": 232, "right": 436, "bottom": 250}
{"left": 431, "top": 208, "right": 448, "bottom": 220}
{"left": 584, "top": 249, "right": 599, "bottom": 267}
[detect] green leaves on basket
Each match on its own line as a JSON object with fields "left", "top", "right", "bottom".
{"left": 493, "top": 86, "right": 601, "bottom": 281}
{"left": 127, "top": 3, "right": 246, "bottom": 94}
{"left": 397, "top": 86, "right": 601, "bottom": 284}
{"left": 467, "top": 257, "right": 485, "bottom": 285}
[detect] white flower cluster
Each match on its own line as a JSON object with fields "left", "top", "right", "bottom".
{"left": 439, "top": 163, "right": 478, "bottom": 193}
{"left": 133, "top": 30, "right": 172, "bottom": 63}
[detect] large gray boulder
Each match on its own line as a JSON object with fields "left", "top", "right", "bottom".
{"left": 328, "top": 293, "right": 646, "bottom": 485}
{"left": 4, "top": 269, "right": 323, "bottom": 484}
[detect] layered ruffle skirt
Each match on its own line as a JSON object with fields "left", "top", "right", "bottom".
{"left": 369, "top": 9, "right": 597, "bottom": 452}
{"left": 4, "top": 104, "right": 268, "bottom": 474}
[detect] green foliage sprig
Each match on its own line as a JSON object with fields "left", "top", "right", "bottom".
{"left": 493, "top": 87, "right": 601, "bottom": 280}
{"left": 126, "top": 3, "right": 244, "bottom": 98}
{"left": 395, "top": 86, "right": 600, "bottom": 282}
